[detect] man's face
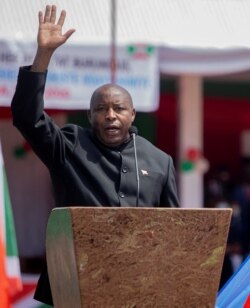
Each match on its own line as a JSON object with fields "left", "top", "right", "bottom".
{"left": 88, "top": 85, "right": 136, "bottom": 147}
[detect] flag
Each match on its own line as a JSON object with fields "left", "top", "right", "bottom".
{"left": 244, "top": 295, "right": 250, "bottom": 308}
{"left": 0, "top": 225, "right": 9, "bottom": 307}
{"left": 0, "top": 140, "right": 22, "bottom": 306}
{"left": 216, "top": 255, "right": 250, "bottom": 308}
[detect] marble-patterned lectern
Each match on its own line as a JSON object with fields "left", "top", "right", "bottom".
{"left": 46, "top": 207, "right": 232, "bottom": 308}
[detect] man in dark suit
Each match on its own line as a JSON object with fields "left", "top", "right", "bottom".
{"left": 11, "top": 5, "right": 179, "bottom": 305}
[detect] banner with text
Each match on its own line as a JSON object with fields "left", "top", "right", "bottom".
{"left": 0, "top": 40, "right": 159, "bottom": 112}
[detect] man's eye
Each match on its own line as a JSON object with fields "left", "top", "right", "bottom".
{"left": 115, "top": 106, "right": 125, "bottom": 111}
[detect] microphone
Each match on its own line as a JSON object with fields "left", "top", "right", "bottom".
{"left": 129, "top": 126, "right": 139, "bottom": 207}
{"left": 129, "top": 126, "right": 138, "bottom": 136}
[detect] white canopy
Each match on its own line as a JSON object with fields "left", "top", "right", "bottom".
{"left": 2, "top": 0, "right": 250, "bottom": 76}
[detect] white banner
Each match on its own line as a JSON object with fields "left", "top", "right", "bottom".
{"left": 0, "top": 40, "right": 159, "bottom": 112}
{"left": 159, "top": 46, "right": 250, "bottom": 76}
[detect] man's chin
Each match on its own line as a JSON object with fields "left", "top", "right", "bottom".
{"left": 104, "top": 140, "right": 122, "bottom": 147}
{"left": 102, "top": 136, "right": 124, "bottom": 148}
{"left": 96, "top": 131, "right": 129, "bottom": 147}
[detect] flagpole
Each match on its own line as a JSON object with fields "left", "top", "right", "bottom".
{"left": 111, "top": 0, "right": 116, "bottom": 84}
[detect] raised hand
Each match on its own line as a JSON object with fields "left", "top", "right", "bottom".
{"left": 37, "top": 5, "right": 75, "bottom": 50}
{"left": 32, "top": 5, "right": 75, "bottom": 72}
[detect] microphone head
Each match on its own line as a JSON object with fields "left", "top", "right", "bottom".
{"left": 129, "top": 126, "right": 138, "bottom": 135}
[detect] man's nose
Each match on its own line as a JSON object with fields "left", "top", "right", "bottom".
{"left": 106, "top": 108, "right": 116, "bottom": 120}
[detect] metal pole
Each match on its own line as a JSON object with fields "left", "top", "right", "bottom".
{"left": 111, "top": 0, "right": 116, "bottom": 83}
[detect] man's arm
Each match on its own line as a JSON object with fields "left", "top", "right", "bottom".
{"left": 161, "top": 156, "right": 180, "bottom": 207}
{"left": 11, "top": 4, "right": 75, "bottom": 123}
{"left": 11, "top": 5, "right": 76, "bottom": 168}
{"left": 32, "top": 4, "right": 75, "bottom": 72}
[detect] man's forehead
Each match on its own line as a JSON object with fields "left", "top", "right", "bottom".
{"left": 96, "top": 90, "right": 128, "bottom": 101}
{"left": 90, "top": 84, "right": 133, "bottom": 107}
{"left": 92, "top": 95, "right": 131, "bottom": 108}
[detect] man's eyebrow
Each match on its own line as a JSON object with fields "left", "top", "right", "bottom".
{"left": 94, "top": 103, "right": 106, "bottom": 108}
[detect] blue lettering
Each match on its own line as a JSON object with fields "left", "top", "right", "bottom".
{"left": 0, "top": 69, "right": 17, "bottom": 80}
{"left": 83, "top": 74, "right": 149, "bottom": 88}
{"left": 83, "top": 74, "right": 110, "bottom": 85}
{"left": 117, "top": 77, "right": 149, "bottom": 88}
{"left": 47, "top": 72, "right": 79, "bottom": 84}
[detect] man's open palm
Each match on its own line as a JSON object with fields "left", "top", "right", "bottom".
{"left": 37, "top": 5, "right": 75, "bottom": 50}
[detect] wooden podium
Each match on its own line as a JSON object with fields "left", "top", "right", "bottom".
{"left": 46, "top": 207, "right": 232, "bottom": 308}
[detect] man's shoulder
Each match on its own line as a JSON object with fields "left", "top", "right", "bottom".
{"left": 61, "top": 124, "right": 90, "bottom": 137}
{"left": 61, "top": 124, "right": 91, "bottom": 146}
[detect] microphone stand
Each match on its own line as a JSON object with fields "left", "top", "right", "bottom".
{"left": 132, "top": 132, "right": 140, "bottom": 207}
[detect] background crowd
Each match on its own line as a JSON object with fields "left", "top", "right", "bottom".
{"left": 204, "top": 158, "right": 250, "bottom": 288}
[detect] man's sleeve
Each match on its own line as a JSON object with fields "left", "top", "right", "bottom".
{"left": 11, "top": 66, "right": 75, "bottom": 169}
{"left": 11, "top": 66, "right": 47, "bottom": 127}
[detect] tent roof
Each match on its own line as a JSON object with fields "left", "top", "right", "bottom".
{"left": 2, "top": 0, "right": 250, "bottom": 49}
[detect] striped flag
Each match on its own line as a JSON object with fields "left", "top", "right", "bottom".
{"left": 0, "top": 222, "right": 9, "bottom": 307}
{"left": 0, "top": 140, "right": 22, "bottom": 306}
{"left": 216, "top": 255, "right": 250, "bottom": 307}
{"left": 245, "top": 295, "right": 250, "bottom": 308}
{"left": 11, "top": 274, "right": 48, "bottom": 308}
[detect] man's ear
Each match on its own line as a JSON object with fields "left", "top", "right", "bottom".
{"left": 132, "top": 108, "right": 136, "bottom": 122}
{"left": 87, "top": 110, "right": 92, "bottom": 124}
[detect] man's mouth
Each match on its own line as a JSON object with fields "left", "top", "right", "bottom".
{"left": 105, "top": 126, "right": 120, "bottom": 136}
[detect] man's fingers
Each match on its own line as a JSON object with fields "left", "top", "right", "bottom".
{"left": 38, "top": 11, "right": 43, "bottom": 25}
{"left": 63, "top": 29, "right": 76, "bottom": 41}
{"left": 40, "top": 6, "right": 68, "bottom": 28}
{"left": 57, "top": 10, "right": 66, "bottom": 27}
{"left": 50, "top": 5, "right": 57, "bottom": 23}
{"left": 44, "top": 5, "right": 51, "bottom": 23}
